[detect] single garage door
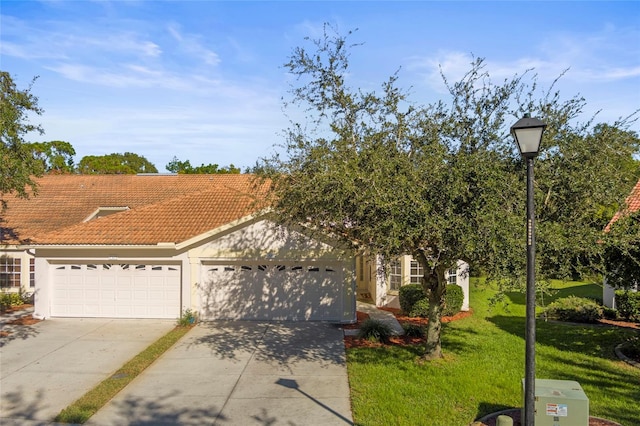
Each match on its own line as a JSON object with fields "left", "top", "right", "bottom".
{"left": 199, "top": 262, "right": 345, "bottom": 321}
{"left": 52, "top": 263, "right": 180, "bottom": 319}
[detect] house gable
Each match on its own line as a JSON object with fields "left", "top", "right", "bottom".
{"left": 190, "top": 218, "right": 350, "bottom": 261}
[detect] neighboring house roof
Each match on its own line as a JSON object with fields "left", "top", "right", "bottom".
{"left": 0, "top": 174, "right": 270, "bottom": 246}
{"left": 605, "top": 178, "right": 640, "bottom": 231}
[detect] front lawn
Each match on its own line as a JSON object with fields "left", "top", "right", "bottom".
{"left": 346, "top": 279, "right": 640, "bottom": 426}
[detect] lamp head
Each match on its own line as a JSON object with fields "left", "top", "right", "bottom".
{"left": 511, "top": 114, "right": 546, "bottom": 158}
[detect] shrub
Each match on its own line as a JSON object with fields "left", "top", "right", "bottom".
{"left": 620, "top": 337, "right": 640, "bottom": 361}
{"left": 177, "top": 308, "right": 198, "bottom": 327}
{"left": 0, "top": 291, "right": 24, "bottom": 310}
{"left": 357, "top": 319, "right": 394, "bottom": 343}
{"left": 407, "top": 284, "right": 464, "bottom": 318}
{"left": 399, "top": 284, "right": 424, "bottom": 314}
{"left": 615, "top": 290, "right": 640, "bottom": 321}
{"left": 409, "top": 298, "right": 430, "bottom": 318}
{"left": 602, "top": 306, "right": 619, "bottom": 320}
{"left": 443, "top": 284, "right": 464, "bottom": 317}
{"left": 545, "top": 296, "right": 603, "bottom": 323}
{"left": 402, "top": 323, "right": 425, "bottom": 337}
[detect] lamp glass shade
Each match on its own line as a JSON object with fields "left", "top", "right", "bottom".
{"left": 513, "top": 127, "right": 544, "bottom": 155}
{"left": 511, "top": 116, "right": 546, "bottom": 157}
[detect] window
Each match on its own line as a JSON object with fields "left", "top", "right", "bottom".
{"left": 389, "top": 259, "right": 402, "bottom": 291}
{"left": 447, "top": 267, "right": 457, "bottom": 285}
{"left": 0, "top": 257, "right": 21, "bottom": 288}
{"left": 30, "top": 259, "right": 35, "bottom": 288}
{"left": 410, "top": 260, "right": 424, "bottom": 284}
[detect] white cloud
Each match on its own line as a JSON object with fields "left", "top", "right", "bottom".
{"left": 167, "top": 23, "right": 220, "bottom": 67}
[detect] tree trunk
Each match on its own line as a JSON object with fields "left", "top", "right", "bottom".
{"left": 420, "top": 263, "right": 447, "bottom": 360}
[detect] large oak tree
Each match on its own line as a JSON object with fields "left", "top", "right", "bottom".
{"left": 262, "top": 27, "right": 639, "bottom": 359}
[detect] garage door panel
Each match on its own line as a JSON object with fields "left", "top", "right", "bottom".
{"left": 52, "top": 264, "right": 180, "bottom": 319}
{"left": 200, "top": 263, "right": 344, "bottom": 321}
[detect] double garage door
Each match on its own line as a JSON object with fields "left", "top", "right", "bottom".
{"left": 200, "top": 262, "right": 346, "bottom": 321}
{"left": 51, "top": 261, "right": 347, "bottom": 321}
{"left": 51, "top": 263, "right": 180, "bottom": 319}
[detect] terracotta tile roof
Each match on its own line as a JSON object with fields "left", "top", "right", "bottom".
{"left": 606, "top": 179, "right": 640, "bottom": 231}
{"left": 1, "top": 174, "right": 270, "bottom": 245}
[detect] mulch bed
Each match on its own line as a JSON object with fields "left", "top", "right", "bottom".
{"left": 0, "top": 303, "right": 33, "bottom": 315}
{"left": 343, "top": 307, "right": 474, "bottom": 349}
{"left": 598, "top": 317, "right": 640, "bottom": 330}
{"left": 0, "top": 304, "right": 41, "bottom": 338}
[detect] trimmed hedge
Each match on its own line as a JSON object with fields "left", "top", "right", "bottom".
{"left": 409, "top": 298, "right": 430, "bottom": 318}
{"left": 545, "top": 296, "right": 603, "bottom": 323}
{"left": 615, "top": 290, "right": 640, "bottom": 321}
{"left": 401, "top": 284, "right": 464, "bottom": 318}
{"left": 443, "top": 284, "right": 464, "bottom": 317}
{"left": 399, "top": 284, "right": 424, "bottom": 314}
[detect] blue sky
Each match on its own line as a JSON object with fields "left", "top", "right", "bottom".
{"left": 2, "top": 1, "right": 639, "bottom": 172}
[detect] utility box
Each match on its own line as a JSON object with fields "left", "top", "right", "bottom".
{"left": 522, "top": 379, "right": 589, "bottom": 425}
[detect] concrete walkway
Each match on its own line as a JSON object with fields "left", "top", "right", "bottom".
{"left": 87, "top": 321, "right": 353, "bottom": 426}
{"left": 345, "top": 301, "right": 404, "bottom": 336}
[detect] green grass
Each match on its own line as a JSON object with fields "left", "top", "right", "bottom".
{"left": 347, "top": 279, "right": 640, "bottom": 426}
{"left": 54, "top": 325, "right": 192, "bottom": 424}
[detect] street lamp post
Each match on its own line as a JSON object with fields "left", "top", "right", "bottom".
{"left": 511, "top": 114, "right": 546, "bottom": 426}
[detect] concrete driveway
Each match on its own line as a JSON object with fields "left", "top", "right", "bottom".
{"left": 87, "top": 321, "right": 353, "bottom": 426}
{"left": 0, "top": 314, "right": 175, "bottom": 425}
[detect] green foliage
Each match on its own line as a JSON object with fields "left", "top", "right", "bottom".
{"left": 399, "top": 283, "right": 463, "bottom": 317}
{"left": 409, "top": 298, "right": 430, "bottom": 318}
{"left": 620, "top": 336, "right": 640, "bottom": 361}
{"left": 177, "top": 308, "right": 198, "bottom": 326}
{"left": 398, "top": 284, "right": 424, "bottom": 314}
{"left": 0, "top": 291, "right": 23, "bottom": 310}
{"left": 26, "top": 140, "right": 76, "bottom": 173}
{"left": 443, "top": 284, "right": 464, "bottom": 316}
{"left": 165, "top": 156, "right": 241, "bottom": 174}
{"left": 614, "top": 290, "right": 640, "bottom": 321}
{"left": 0, "top": 71, "right": 45, "bottom": 208}
{"left": 357, "top": 319, "right": 394, "bottom": 343}
{"left": 263, "top": 26, "right": 640, "bottom": 358}
{"left": 602, "top": 306, "right": 619, "bottom": 320}
{"left": 536, "top": 124, "right": 640, "bottom": 280}
{"left": 545, "top": 296, "right": 603, "bottom": 323}
{"left": 604, "top": 210, "right": 640, "bottom": 292}
{"left": 78, "top": 152, "right": 158, "bottom": 174}
{"left": 402, "top": 323, "right": 425, "bottom": 337}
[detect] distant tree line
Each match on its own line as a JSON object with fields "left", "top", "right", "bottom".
{"left": 24, "top": 141, "right": 242, "bottom": 175}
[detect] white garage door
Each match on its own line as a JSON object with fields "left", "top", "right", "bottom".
{"left": 199, "top": 262, "right": 345, "bottom": 321}
{"left": 52, "top": 263, "right": 180, "bottom": 319}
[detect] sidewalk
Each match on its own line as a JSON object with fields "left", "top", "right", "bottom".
{"left": 344, "top": 301, "right": 404, "bottom": 336}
